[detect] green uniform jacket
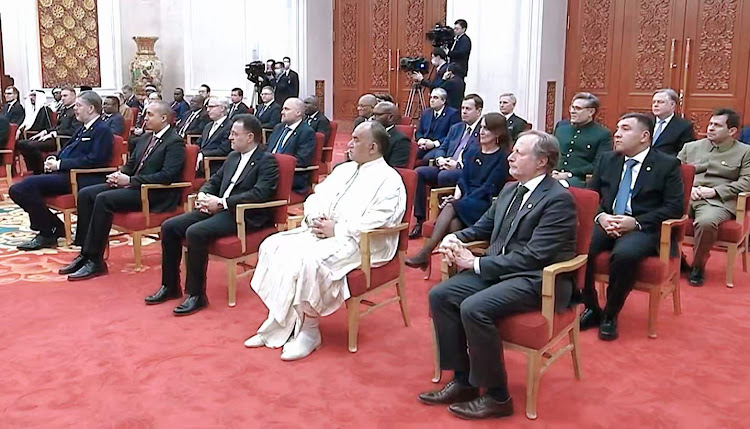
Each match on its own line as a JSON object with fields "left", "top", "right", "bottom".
{"left": 554, "top": 120, "right": 612, "bottom": 187}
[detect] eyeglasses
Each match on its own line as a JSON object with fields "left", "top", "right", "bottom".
{"left": 207, "top": 104, "right": 221, "bottom": 108}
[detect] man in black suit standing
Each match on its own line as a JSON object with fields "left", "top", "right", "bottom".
{"left": 228, "top": 87, "right": 250, "bottom": 119}
{"left": 273, "top": 60, "right": 299, "bottom": 105}
{"left": 282, "top": 57, "right": 300, "bottom": 97}
{"left": 175, "top": 95, "right": 207, "bottom": 138}
{"left": 498, "top": 93, "right": 528, "bottom": 141}
{"left": 17, "top": 87, "right": 80, "bottom": 175}
{"left": 59, "top": 101, "right": 186, "bottom": 281}
{"left": 265, "top": 98, "right": 315, "bottom": 194}
{"left": 449, "top": 19, "right": 472, "bottom": 77}
{"left": 303, "top": 95, "right": 331, "bottom": 142}
{"left": 372, "top": 101, "right": 411, "bottom": 168}
{"left": 11, "top": 91, "right": 113, "bottom": 251}
{"left": 651, "top": 88, "right": 695, "bottom": 156}
{"left": 419, "top": 131, "right": 576, "bottom": 420}
{"left": 581, "top": 113, "right": 684, "bottom": 340}
{"left": 255, "top": 86, "right": 282, "bottom": 129}
{"left": 144, "top": 114, "right": 280, "bottom": 316}
{"left": 2, "top": 86, "right": 25, "bottom": 125}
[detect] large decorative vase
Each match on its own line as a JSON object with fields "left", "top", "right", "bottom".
{"left": 129, "top": 36, "right": 164, "bottom": 94}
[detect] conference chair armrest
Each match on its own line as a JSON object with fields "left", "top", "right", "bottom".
{"left": 428, "top": 186, "right": 456, "bottom": 221}
{"left": 186, "top": 193, "right": 197, "bottom": 212}
{"left": 202, "top": 156, "right": 227, "bottom": 179}
{"left": 462, "top": 240, "right": 490, "bottom": 256}
{"left": 736, "top": 192, "right": 750, "bottom": 231}
{"left": 294, "top": 165, "right": 320, "bottom": 172}
{"left": 287, "top": 215, "right": 303, "bottom": 230}
{"left": 0, "top": 149, "right": 13, "bottom": 154}
{"left": 139, "top": 182, "right": 193, "bottom": 226}
{"left": 261, "top": 129, "right": 274, "bottom": 145}
{"left": 358, "top": 223, "right": 410, "bottom": 290}
{"left": 186, "top": 134, "right": 201, "bottom": 145}
{"left": 68, "top": 167, "right": 118, "bottom": 205}
{"left": 541, "top": 254, "right": 588, "bottom": 337}
{"left": 24, "top": 130, "right": 40, "bottom": 139}
{"left": 321, "top": 147, "right": 333, "bottom": 152}
{"left": 55, "top": 135, "right": 72, "bottom": 152}
{"left": 235, "top": 199, "right": 289, "bottom": 253}
{"left": 659, "top": 215, "right": 690, "bottom": 265}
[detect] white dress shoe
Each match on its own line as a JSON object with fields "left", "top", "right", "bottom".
{"left": 244, "top": 334, "right": 265, "bottom": 348}
{"left": 280, "top": 323, "right": 321, "bottom": 361}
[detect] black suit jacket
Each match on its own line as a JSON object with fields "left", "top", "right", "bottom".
{"left": 589, "top": 149, "right": 684, "bottom": 234}
{"left": 265, "top": 122, "right": 315, "bottom": 193}
{"left": 421, "top": 62, "right": 449, "bottom": 90}
{"left": 507, "top": 113, "right": 528, "bottom": 141}
{"left": 443, "top": 76, "right": 466, "bottom": 110}
{"left": 54, "top": 105, "right": 81, "bottom": 138}
{"left": 454, "top": 175, "right": 577, "bottom": 311}
{"left": 228, "top": 102, "right": 250, "bottom": 119}
{"left": 386, "top": 126, "right": 411, "bottom": 168}
{"left": 448, "top": 34, "right": 472, "bottom": 76}
{"left": 652, "top": 116, "right": 695, "bottom": 156}
{"left": 1, "top": 101, "right": 25, "bottom": 125}
{"left": 305, "top": 112, "right": 331, "bottom": 142}
{"left": 176, "top": 109, "right": 208, "bottom": 137}
{"left": 200, "top": 149, "right": 280, "bottom": 229}
{"left": 121, "top": 127, "right": 186, "bottom": 212}
{"left": 275, "top": 70, "right": 300, "bottom": 104}
{"left": 255, "top": 102, "right": 282, "bottom": 129}
{"left": 0, "top": 116, "right": 9, "bottom": 148}
{"left": 197, "top": 118, "right": 232, "bottom": 175}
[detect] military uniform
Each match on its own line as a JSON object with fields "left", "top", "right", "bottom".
{"left": 678, "top": 138, "right": 750, "bottom": 268}
{"left": 554, "top": 120, "right": 612, "bottom": 187}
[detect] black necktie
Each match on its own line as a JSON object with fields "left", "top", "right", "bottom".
{"left": 487, "top": 185, "right": 529, "bottom": 256}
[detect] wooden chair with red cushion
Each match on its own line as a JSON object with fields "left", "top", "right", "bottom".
{"left": 130, "top": 107, "right": 139, "bottom": 124}
{"left": 109, "top": 144, "right": 199, "bottom": 270}
{"left": 44, "top": 135, "right": 126, "bottom": 244}
{"left": 195, "top": 153, "right": 296, "bottom": 307}
{"left": 50, "top": 111, "right": 58, "bottom": 128}
{"left": 395, "top": 124, "right": 417, "bottom": 169}
{"left": 120, "top": 117, "right": 133, "bottom": 164}
{"left": 431, "top": 187, "right": 598, "bottom": 419}
{"left": 0, "top": 123, "right": 18, "bottom": 200}
{"left": 593, "top": 163, "right": 695, "bottom": 338}
{"left": 320, "top": 120, "right": 338, "bottom": 176}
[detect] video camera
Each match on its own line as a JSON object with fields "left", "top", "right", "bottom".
{"left": 399, "top": 56, "right": 429, "bottom": 73}
{"left": 425, "top": 23, "right": 455, "bottom": 48}
{"left": 244, "top": 61, "right": 266, "bottom": 84}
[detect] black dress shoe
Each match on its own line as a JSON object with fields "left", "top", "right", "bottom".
{"left": 59, "top": 255, "right": 88, "bottom": 275}
{"left": 405, "top": 254, "right": 430, "bottom": 271}
{"left": 418, "top": 379, "right": 479, "bottom": 405}
{"left": 598, "top": 316, "right": 618, "bottom": 341}
{"left": 408, "top": 222, "right": 423, "bottom": 239}
{"left": 579, "top": 307, "right": 602, "bottom": 331}
{"left": 145, "top": 285, "right": 183, "bottom": 305}
{"left": 17, "top": 233, "right": 58, "bottom": 251}
{"left": 173, "top": 295, "right": 208, "bottom": 316}
{"left": 448, "top": 395, "right": 514, "bottom": 420}
{"left": 67, "top": 260, "right": 108, "bottom": 281}
{"left": 688, "top": 267, "right": 705, "bottom": 287}
{"left": 680, "top": 254, "right": 692, "bottom": 274}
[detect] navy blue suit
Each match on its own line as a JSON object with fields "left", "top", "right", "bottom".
{"left": 102, "top": 112, "right": 124, "bottom": 136}
{"left": 171, "top": 100, "right": 190, "bottom": 121}
{"left": 741, "top": 126, "right": 750, "bottom": 144}
{"left": 9, "top": 117, "right": 113, "bottom": 237}
{"left": 1, "top": 101, "right": 25, "bottom": 125}
{"left": 416, "top": 106, "right": 460, "bottom": 161}
{"left": 452, "top": 145, "right": 509, "bottom": 226}
{"left": 265, "top": 121, "right": 315, "bottom": 193}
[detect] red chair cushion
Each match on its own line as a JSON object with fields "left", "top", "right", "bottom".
{"left": 496, "top": 308, "right": 577, "bottom": 350}
{"left": 346, "top": 258, "right": 401, "bottom": 297}
{"left": 289, "top": 190, "right": 310, "bottom": 205}
{"left": 192, "top": 177, "right": 206, "bottom": 192}
{"left": 594, "top": 252, "right": 677, "bottom": 284}
{"left": 112, "top": 209, "right": 185, "bottom": 231}
{"left": 45, "top": 194, "right": 75, "bottom": 209}
{"left": 421, "top": 220, "right": 435, "bottom": 238}
{"left": 686, "top": 220, "right": 744, "bottom": 243}
{"left": 207, "top": 227, "right": 278, "bottom": 259}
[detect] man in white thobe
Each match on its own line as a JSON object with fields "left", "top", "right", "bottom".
{"left": 246, "top": 121, "right": 407, "bottom": 361}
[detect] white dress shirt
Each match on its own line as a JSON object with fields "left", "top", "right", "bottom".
{"left": 208, "top": 146, "right": 257, "bottom": 209}
{"left": 275, "top": 119, "right": 302, "bottom": 152}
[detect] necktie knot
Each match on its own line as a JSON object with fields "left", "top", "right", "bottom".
{"left": 516, "top": 184, "right": 528, "bottom": 197}
{"left": 625, "top": 158, "right": 638, "bottom": 169}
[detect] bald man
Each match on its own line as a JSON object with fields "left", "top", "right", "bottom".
{"left": 353, "top": 94, "right": 377, "bottom": 129}
{"left": 373, "top": 101, "right": 412, "bottom": 168}
{"left": 266, "top": 97, "right": 316, "bottom": 194}
{"left": 59, "top": 101, "right": 186, "bottom": 281}
{"left": 304, "top": 96, "right": 331, "bottom": 142}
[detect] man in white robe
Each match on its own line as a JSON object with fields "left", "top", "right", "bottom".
{"left": 246, "top": 121, "right": 407, "bottom": 361}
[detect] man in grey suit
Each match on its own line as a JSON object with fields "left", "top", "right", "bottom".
{"left": 418, "top": 131, "right": 576, "bottom": 420}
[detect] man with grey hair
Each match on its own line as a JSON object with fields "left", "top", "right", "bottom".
{"left": 12, "top": 91, "right": 114, "bottom": 251}
{"left": 651, "top": 88, "right": 694, "bottom": 156}
{"left": 419, "top": 130, "right": 576, "bottom": 420}
{"left": 416, "top": 88, "right": 460, "bottom": 164}
{"left": 265, "top": 97, "right": 316, "bottom": 194}
{"left": 498, "top": 93, "right": 528, "bottom": 141}
{"left": 372, "top": 101, "right": 412, "bottom": 168}
{"left": 196, "top": 96, "right": 232, "bottom": 176}
{"left": 246, "top": 121, "right": 406, "bottom": 361}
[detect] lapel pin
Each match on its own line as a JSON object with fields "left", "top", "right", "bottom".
{"left": 721, "top": 161, "right": 728, "bottom": 166}
{"left": 527, "top": 203, "right": 532, "bottom": 209}
{"left": 646, "top": 166, "right": 651, "bottom": 171}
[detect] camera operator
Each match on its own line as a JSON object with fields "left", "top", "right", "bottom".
{"left": 411, "top": 60, "right": 465, "bottom": 110}
{"left": 448, "top": 19, "right": 471, "bottom": 77}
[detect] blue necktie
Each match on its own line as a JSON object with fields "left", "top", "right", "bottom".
{"left": 652, "top": 119, "right": 666, "bottom": 144}
{"left": 614, "top": 159, "right": 638, "bottom": 215}
{"left": 273, "top": 126, "right": 291, "bottom": 153}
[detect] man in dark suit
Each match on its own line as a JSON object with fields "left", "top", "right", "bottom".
{"left": 265, "top": 98, "right": 315, "bottom": 194}
{"left": 228, "top": 87, "right": 250, "bottom": 119}
{"left": 419, "top": 131, "right": 575, "bottom": 420}
{"left": 255, "top": 86, "right": 282, "bottom": 129}
{"left": 17, "top": 87, "right": 80, "bottom": 175}
{"left": 122, "top": 85, "right": 141, "bottom": 111}
{"left": 411, "top": 48, "right": 449, "bottom": 91}
{"left": 198, "top": 84, "right": 211, "bottom": 108}
{"left": 411, "top": 94, "right": 483, "bottom": 238}
{"left": 102, "top": 96, "right": 125, "bottom": 136}
{"left": 582, "top": 113, "right": 684, "bottom": 340}
{"left": 352, "top": 94, "right": 377, "bottom": 129}
{"left": 498, "top": 93, "right": 528, "bottom": 141}
{"left": 170, "top": 87, "right": 190, "bottom": 121}
{"left": 651, "top": 88, "right": 695, "bottom": 156}
{"left": 144, "top": 114, "right": 280, "bottom": 316}
{"left": 2, "top": 86, "right": 25, "bottom": 125}
{"left": 196, "top": 96, "right": 232, "bottom": 176}
{"left": 448, "top": 19, "right": 472, "bottom": 77}
{"left": 373, "top": 101, "right": 411, "bottom": 168}
{"left": 59, "top": 101, "right": 186, "bottom": 281}
{"left": 416, "top": 87, "right": 460, "bottom": 163}
{"left": 175, "top": 95, "right": 207, "bottom": 138}
{"left": 303, "top": 96, "right": 331, "bottom": 142}
{"left": 280, "top": 56, "right": 300, "bottom": 100}
{"left": 412, "top": 55, "right": 465, "bottom": 110}
{"left": 11, "top": 91, "right": 114, "bottom": 251}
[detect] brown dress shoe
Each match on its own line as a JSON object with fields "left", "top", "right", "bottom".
{"left": 448, "top": 395, "right": 514, "bottom": 420}
{"left": 418, "top": 380, "right": 479, "bottom": 405}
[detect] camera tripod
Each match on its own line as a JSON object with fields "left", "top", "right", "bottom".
{"left": 404, "top": 83, "right": 427, "bottom": 120}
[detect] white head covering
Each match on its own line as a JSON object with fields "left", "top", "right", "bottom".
{"left": 21, "top": 90, "right": 46, "bottom": 129}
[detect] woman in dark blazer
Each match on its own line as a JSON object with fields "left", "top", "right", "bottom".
{"left": 406, "top": 112, "right": 510, "bottom": 269}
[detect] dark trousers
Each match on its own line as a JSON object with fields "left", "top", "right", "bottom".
{"left": 583, "top": 227, "right": 659, "bottom": 318}
{"left": 429, "top": 270, "right": 540, "bottom": 388}
{"left": 77, "top": 184, "right": 143, "bottom": 261}
{"left": 161, "top": 210, "right": 237, "bottom": 296}
{"left": 415, "top": 147, "right": 441, "bottom": 166}
{"left": 414, "top": 166, "right": 461, "bottom": 221}
{"left": 9, "top": 173, "right": 71, "bottom": 236}
{"left": 17, "top": 138, "right": 58, "bottom": 174}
